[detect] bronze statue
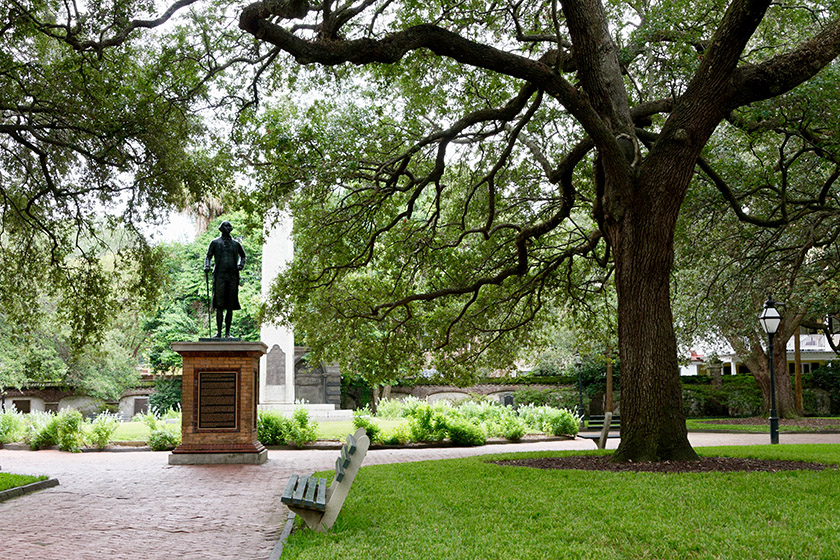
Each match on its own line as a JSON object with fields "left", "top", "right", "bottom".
{"left": 204, "top": 221, "right": 246, "bottom": 338}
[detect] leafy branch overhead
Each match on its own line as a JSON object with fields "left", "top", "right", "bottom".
{"left": 250, "top": 0, "right": 840, "bottom": 348}
{"left": 242, "top": 0, "right": 840, "bottom": 461}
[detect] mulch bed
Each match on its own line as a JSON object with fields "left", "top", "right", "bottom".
{"left": 493, "top": 455, "right": 835, "bottom": 473}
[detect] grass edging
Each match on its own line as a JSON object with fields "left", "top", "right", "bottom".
{"left": 0, "top": 477, "right": 60, "bottom": 502}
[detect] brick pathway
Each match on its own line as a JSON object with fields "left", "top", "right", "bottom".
{"left": 1, "top": 432, "right": 838, "bottom": 559}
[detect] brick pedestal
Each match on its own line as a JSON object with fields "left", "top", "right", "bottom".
{"left": 169, "top": 341, "right": 268, "bottom": 465}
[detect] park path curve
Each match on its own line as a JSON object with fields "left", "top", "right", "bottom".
{"left": 1, "top": 432, "right": 838, "bottom": 559}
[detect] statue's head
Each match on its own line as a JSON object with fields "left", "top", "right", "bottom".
{"left": 219, "top": 221, "right": 233, "bottom": 234}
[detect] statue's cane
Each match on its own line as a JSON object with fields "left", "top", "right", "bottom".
{"left": 205, "top": 268, "right": 211, "bottom": 337}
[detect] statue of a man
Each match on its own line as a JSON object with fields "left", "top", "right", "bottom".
{"left": 204, "top": 221, "right": 246, "bottom": 338}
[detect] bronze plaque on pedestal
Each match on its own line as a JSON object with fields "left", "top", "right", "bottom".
{"left": 198, "top": 371, "right": 238, "bottom": 429}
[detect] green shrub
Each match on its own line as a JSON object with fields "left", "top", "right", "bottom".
{"left": 55, "top": 409, "right": 85, "bottom": 452}
{"left": 517, "top": 404, "right": 557, "bottom": 431}
{"left": 86, "top": 412, "right": 121, "bottom": 450}
{"left": 500, "top": 415, "right": 528, "bottom": 441}
{"left": 445, "top": 417, "right": 486, "bottom": 446}
{"left": 286, "top": 408, "right": 318, "bottom": 447}
{"left": 542, "top": 408, "right": 580, "bottom": 437}
{"left": 148, "top": 428, "right": 181, "bottom": 451}
{"left": 353, "top": 409, "right": 382, "bottom": 444}
{"left": 149, "top": 376, "right": 182, "bottom": 417}
{"left": 257, "top": 410, "right": 290, "bottom": 446}
{"left": 726, "top": 389, "right": 763, "bottom": 417}
{"left": 408, "top": 404, "right": 448, "bottom": 442}
{"left": 376, "top": 396, "right": 425, "bottom": 419}
{"left": 25, "top": 411, "right": 58, "bottom": 450}
{"left": 0, "top": 409, "right": 25, "bottom": 444}
{"left": 137, "top": 411, "right": 160, "bottom": 431}
{"left": 811, "top": 361, "right": 840, "bottom": 413}
{"left": 381, "top": 423, "right": 411, "bottom": 445}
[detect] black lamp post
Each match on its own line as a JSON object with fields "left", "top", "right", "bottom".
{"left": 759, "top": 295, "right": 781, "bottom": 445}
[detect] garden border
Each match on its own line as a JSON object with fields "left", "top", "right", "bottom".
{"left": 0, "top": 477, "right": 60, "bottom": 502}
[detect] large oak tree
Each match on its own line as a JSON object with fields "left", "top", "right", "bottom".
{"left": 240, "top": 0, "right": 840, "bottom": 462}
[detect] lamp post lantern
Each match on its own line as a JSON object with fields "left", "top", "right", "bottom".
{"left": 759, "top": 296, "right": 781, "bottom": 444}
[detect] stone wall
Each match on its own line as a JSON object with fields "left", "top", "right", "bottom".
{"left": 294, "top": 359, "right": 342, "bottom": 407}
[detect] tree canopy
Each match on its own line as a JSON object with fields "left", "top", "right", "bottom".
{"left": 242, "top": 0, "right": 840, "bottom": 461}
{"left": 5, "top": 0, "right": 840, "bottom": 461}
{"left": 1, "top": 0, "right": 245, "bottom": 346}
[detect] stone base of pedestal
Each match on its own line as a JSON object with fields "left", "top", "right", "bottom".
{"left": 168, "top": 449, "right": 268, "bottom": 465}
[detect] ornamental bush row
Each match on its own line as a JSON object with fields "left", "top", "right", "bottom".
{"left": 361, "top": 396, "right": 579, "bottom": 446}
{"left": 256, "top": 408, "right": 319, "bottom": 447}
{"left": 0, "top": 408, "right": 181, "bottom": 451}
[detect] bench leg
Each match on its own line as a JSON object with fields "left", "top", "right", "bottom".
{"left": 597, "top": 412, "right": 613, "bottom": 449}
{"left": 288, "top": 506, "right": 326, "bottom": 532}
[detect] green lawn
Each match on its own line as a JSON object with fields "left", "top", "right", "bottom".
{"left": 686, "top": 417, "right": 840, "bottom": 433}
{"left": 283, "top": 444, "right": 840, "bottom": 559}
{"left": 111, "top": 421, "right": 152, "bottom": 442}
{"left": 0, "top": 473, "right": 47, "bottom": 492}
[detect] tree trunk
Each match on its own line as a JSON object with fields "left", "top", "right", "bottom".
{"left": 746, "top": 335, "right": 798, "bottom": 418}
{"left": 605, "top": 347, "right": 614, "bottom": 413}
{"left": 794, "top": 333, "right": 803, "bottom": 414}
{"left": 608, "top": 191, "right": 697, "bottom": 462}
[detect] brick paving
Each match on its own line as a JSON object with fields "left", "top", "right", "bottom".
{"left": 1, "top": 432, "right": 838, "bottom": 560}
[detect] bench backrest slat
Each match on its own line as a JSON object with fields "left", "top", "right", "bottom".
{"left": 340, "top": 445, "right": 351, "bottom": 468}
{"left": 345, "top": 434, "right": 357, "bottom": 455}
{"left": 335, "top": 456, "right": 345, "bottom": 482}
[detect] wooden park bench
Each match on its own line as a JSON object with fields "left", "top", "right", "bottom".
{"left": 587, "top": 413, "right": 621, "bottom": 431}
{"left": 280, "top": 427, "right": 370, "bottom": 532}
{"left": 578, "top": 412, "right": 620, "bottom": 449}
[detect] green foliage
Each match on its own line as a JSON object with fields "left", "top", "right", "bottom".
{"left": 541, "top": 409, "right": 580, "bottom": 437}
{"left": 381, "top": 423, "right": 412, "bottom": 446}
{"left": 518, "top": 404, "right": 580, "bottom": 437}
{"left": 0, "top": 409, "right": 25, "bottom": 444}
{"left": 499, "top": 415, "right": 528, "bottom": 441}
{"left": 811, "top": 361, "right": 840, "bottom": 413}
{"left": 25, "top": 411, "right": 58, "bottom": 450}
{"left": 137, "top": 412, "right": 161, "bottom": 431}
{"left": 681, "top": 376, "right": 764, "bottom": 418}
{"left": 149, "top": 376, "right": 183, "bottom": 417}
{"left": 407, "top": 403, "right": 450, "bottom": 442}
{"left": 0, "top": 1, "right": 239, "bottom": 349}
{"left": 256, "top": 408, "right": 320, "bottom": 447}
{"left": 257, "top": 410, "right": 291, "bottom": 446}
{"left": 353, "top": 409, "right": 383, "bottom": 444}
{"left": 86, "top": 412, "right": 121, "bottom": 450}
{"left": 142, "top": 212, "right": 263, "bottom": 372}
{"left": 513, "top": 387, "right": 578, "bottom": 410}
{"left": 54, "top": 409, "right": 85, "bottom": 453}
{"left": 443, "top": 417, "right": 486, "bottom": 446}
{"left": 287, "top": 408, "right": 319, "bottom": 447}
{"left": 148, "top": 428, "right": 181, "bottom": 451}
{"left": 137, "top": 408, "right": 182, "bottom": 450}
